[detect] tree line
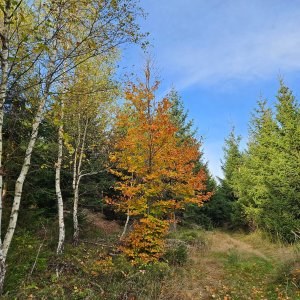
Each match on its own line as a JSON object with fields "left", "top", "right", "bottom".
{"left": 0, "top": 0, "right": 148, "bottom": 292}
{"left": 203, "top": 81, "right": 300, "bottom": 243}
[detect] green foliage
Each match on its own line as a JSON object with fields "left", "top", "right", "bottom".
{"left": 184, "top": 128, "right": 243, "bottom": 231}
{"left": 164, "top": 243, "right": 188, "bottom": 266}
{"left": 184, "top": 190, "right": 233, "bottom": 229}
{"left": 220, "top": 81, "right": 300, "bottom": 242}
{"left": 168, "top": 228, "right": 208, "bottom": 249}
{"left": 3, "top": 220, "right": 171, "bottom": 300}
{"left": 168, "top": 88, "right": 196, "bottom": 142}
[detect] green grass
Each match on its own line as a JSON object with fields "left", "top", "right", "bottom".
{"left": 2, "top": 217, "right": 300, "bottom": 300}
{"left": 217, "top": 249, "right": 300, "bottom": 299}
{"left": 2, "top": 214, "right": 170, "bottom": 299}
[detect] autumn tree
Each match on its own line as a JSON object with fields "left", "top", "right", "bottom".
{"left": 109, "top": 65, "right": 211, "bottom": 262}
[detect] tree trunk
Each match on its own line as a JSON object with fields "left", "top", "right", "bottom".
{"left": 2, "top": 182, "right": 7, "bottom": 202}
{"left": 172, "top": 211, "right": 177, "bottom": 231}
{"left": 73, "top": 179, "right": 80, "bottom": 244}
{"left": 2, "top": 84, "right": 50, "bottom": 258}
{"left": 0, "top": 2, "right": 11, "bottom": 292}
{"left": 120, "top": 210, "right": 130, "bottom": 240}
{"left": 55, "top": 100, "right": 65, "bottom": 254}
{"left": 72, "top": 119, "right": 88, "bottom": 245}
{"left": 0, "top": 253, "right": 5, "bottom": 295}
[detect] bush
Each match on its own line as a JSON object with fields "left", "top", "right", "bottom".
{"left": 168, "top": 228, "right": 208, "bottom": 249}
{"left": 163, "top": 243, "right": 188, "bottom": 266}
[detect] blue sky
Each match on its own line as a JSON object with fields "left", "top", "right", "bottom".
{"left": 119, "top": 0, "right": 300, "bottom": 178}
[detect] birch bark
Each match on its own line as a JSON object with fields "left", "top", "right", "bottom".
{"left": 73, "top": 119, "right": 88, "bottom": 244}
{"left": 2, "top": 81, "right": 51, "bottom": 259}
{"left": 55, "top": 99, "right": 65, "bottom": 254}
{"left": 0, "top": 0, "right": 11, "bottom": 293}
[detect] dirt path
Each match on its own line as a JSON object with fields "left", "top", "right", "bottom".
{"left": 159, "top": 230, "right": 298, "bottom": 300}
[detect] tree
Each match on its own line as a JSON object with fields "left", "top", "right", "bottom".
{"left": 168, "top": 88, "right": 195, "bottom": 142}
{"left": 234, "top": 100, "right": 276, "bottom": 230}
{"left": 109, "top": 65, "right": 211, "bottom": 262}
{"left": 0, "top": 0, "right": 146, "bottom": 291}
{"left": 218, "top": 127, "right": 245, "bottom": 228}
{"left": 61, "top": 56, "right": 118, "bottom": 244}
{"left": 260, "top": 82, "right": 300, "bottom": 241}
{"left": 220, "top": 127, "right": 242, "bottom": 199}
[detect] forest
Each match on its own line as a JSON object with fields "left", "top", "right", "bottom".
{"left": 0, "top": 1, "right": 299, "bottom": 299}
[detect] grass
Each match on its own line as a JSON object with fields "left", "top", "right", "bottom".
{"left": 3, "top": 212, "right": 170, "bottom": 300}
{"left": 2, "top": 215, "right": 300, "bottom": 300}
{"left": 206, "top": 231, "right": 300, "bottom": 300}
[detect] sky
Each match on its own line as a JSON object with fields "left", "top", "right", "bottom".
{"left": 118, "top": 0, "right": 300, "bottom": 178}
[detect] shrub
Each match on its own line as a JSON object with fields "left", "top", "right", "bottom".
{"left": 163, "top": 243, "right": 188, "bottom": 266}
{"left": 168, "top": 228, "right": 208, "bottom": 249}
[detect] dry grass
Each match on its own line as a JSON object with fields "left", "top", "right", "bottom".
{"left": 82, "top": 209, "right": 121, "bottom": 234}
{"left": 158, "top": 229, "right": 300, "bottom": 300}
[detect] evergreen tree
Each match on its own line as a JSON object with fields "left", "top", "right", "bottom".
{"left": 260, "top": 82, "right": 300, "bottom": 242}
{"left": 216, "top": 127, "right": 244, "bottom": 228}
{"left": 235, "top": 100, "right": 276, "bottom": 230}
{"left": 220, "top": 127, "right": 242, "bottom": 200}
{"left": 233, "top": 82, "right": 300, "bottom": 241}
{"left": 168, "top": 88, "right": 196, "bottom": 142}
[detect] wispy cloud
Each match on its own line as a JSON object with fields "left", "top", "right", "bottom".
{"left": 143, "top": 0, "right": 300, "bottom": 90}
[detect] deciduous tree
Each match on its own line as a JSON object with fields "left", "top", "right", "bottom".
{"left": 109, "top": 65, "right": 211, "bottom": 262}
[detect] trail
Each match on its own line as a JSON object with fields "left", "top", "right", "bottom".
{"left": 209, "top": 231, "right": 268, "bottom": 260}
{"left": 159, "top": 230, "right": 297, "bottom": 300}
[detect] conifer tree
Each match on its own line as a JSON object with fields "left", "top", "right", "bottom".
{"left": 260, "top": 82, "right": 300, "bottom": 241}
{"left": 235, "top": 100, "right": 276, "bottom": 229}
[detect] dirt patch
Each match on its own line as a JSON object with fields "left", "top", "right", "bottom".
{"left": 82, "top": 209, "right": 121, "bottom": 234}
{"left": 159, "top": 230, "right": 299, "bottom": 299}
{"left": 160, "top": 257, "right": 225, "bottom": 300}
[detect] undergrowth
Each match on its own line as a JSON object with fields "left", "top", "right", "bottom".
{"left": 2, "top": 216, "right": 300, "bottom": 300}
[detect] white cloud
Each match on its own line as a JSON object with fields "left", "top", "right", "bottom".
{"left": 144, "top": 0, "right": 300, "bottom": 90}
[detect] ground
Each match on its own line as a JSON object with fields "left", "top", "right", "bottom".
{"left": 160, "top": 230, "right": 300, "bottom": 300}
{"left": 3, "top": 211, "right": 300, "bottom": 299}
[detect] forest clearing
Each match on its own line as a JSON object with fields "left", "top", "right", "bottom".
{"left": 0, "top": 1, "right": 300, "bottom": 299}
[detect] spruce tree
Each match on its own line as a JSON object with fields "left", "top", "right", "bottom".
{"left": 261, "top": 82, "right": 300, "bottom": 242}
{"left": 235, "top": 99, "right": 276, "bottom": 229}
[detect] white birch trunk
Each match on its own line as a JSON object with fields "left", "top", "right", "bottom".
{"left": 72, "top": 119, "right": 88, "bottom": 244}
{"left": 2, "top": 88, "right": 49, "bottom": 258}
{"left": 1, "top": 23, "right": 58, "bottom": 261}
{"left": 73, "top": 178, "right": 80, "bottom": 244}
{"left": 55, "top": 100, "right": 65, "bottom": 254}
{"left": 0, "top": 0, "right": 11, "bottom": 293}
{"left": 120, "top": 210, "right": 130, "bottom": 240}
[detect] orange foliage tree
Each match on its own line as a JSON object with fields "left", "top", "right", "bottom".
{"left": 109, "top": 65, "right": 212, "bottom": 263}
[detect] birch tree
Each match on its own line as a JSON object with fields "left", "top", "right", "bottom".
{"left": 0, "top": 0, "right": 145, "bottom": 291}
{"left": 55, "top": 95, "right": 65, "bottom": 254}
{"left": 63, "top": 56, "right": 118, "bottom": 244}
